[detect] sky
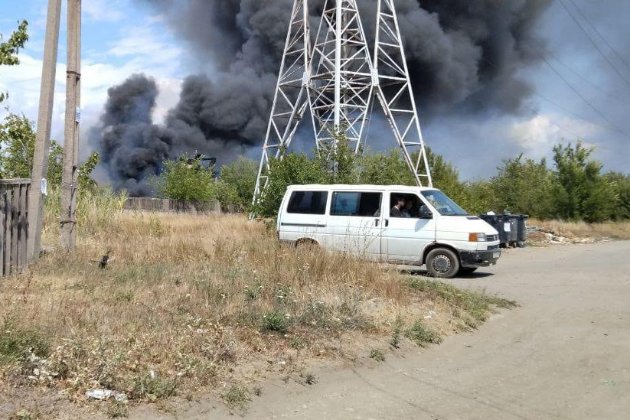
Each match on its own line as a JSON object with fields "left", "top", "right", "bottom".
{"left": 0, "top": 0, "right": 629, "bottom": 180}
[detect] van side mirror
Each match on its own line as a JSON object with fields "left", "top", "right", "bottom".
{"left": 419, "top": 205, "right": 433, "bottom": 219}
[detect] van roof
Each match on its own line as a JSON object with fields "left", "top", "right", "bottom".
{"left": 286, "top": 184, "right": 439, "bottom": 192}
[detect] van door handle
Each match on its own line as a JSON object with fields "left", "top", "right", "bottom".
{"left": 375, "top": 218, "right": 380, "bottom": 227}
{"left": 385, "top": 219, "right": 389, "bottom": 227}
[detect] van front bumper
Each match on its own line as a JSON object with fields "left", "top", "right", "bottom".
{"left": 459, "top": 249, "right": 501, "bottom": 268}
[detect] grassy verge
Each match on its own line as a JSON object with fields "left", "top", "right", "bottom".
{"left": 528, "top": 219, "right": 630, "bottom": 244}
{"left": 0, "top": 192, "right": 515, "bottom": 411}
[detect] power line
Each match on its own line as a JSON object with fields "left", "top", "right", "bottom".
{"left": 566, "top": 0, "right": 630, "bottom": 73}
{"left": 480, "top": 54, "right": 625, "bottom": 138}
{"left": 557, "top": 0, "right": 630, "bottom": 88}
{"left": 547, "top": 51, "right": 630, "bottom": 106}
{"left": 533, "top": 91, "right": 592, "bottom": 123}
{"left": 542, "top": 56, "right": 628, "bottom": 136}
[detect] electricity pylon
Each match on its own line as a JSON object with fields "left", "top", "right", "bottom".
{"left": 253, "top": 0, "right": 432, "bottom": 207}
{"left": 308, "top": 0, "right": 374, "bottom": 155}
{"left": 372, "top": 0, "right": 432, "bottom": 187}
{"left": 253, "top": 0, "right": 311, "bottom": 198}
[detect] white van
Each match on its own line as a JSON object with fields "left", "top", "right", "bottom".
{"left": 277, "top": 184, "right": 501, "bottom": 278}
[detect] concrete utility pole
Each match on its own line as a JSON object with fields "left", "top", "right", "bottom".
{"left": 27, "top": 0, "right": 62, "bottom": 261}
{"left": 60, "top": 0, "right": 82, "bottom": 251}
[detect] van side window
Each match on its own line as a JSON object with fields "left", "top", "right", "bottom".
{"left": 287, "top": 191, "right": 328, "bottom": 214}
{"left": 331, "top": 192, "right": 382, "bottom": 217}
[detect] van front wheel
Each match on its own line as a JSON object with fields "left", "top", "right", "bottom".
{"left": 426, "top": 248, "right": 460, "bottom": 278}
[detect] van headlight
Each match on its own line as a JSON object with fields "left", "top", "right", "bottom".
{"left": 468, "top": 232, "right": 487, "bottom": 242}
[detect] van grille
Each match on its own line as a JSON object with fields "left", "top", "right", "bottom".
{"left": 486, "top": 234, "right": 499, "bottom": 242}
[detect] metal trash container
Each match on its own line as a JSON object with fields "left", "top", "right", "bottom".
{"left": 506, "top": 216, "right": 518, "bottom": 246}
{"left": 516, "top": 215, "right": 529, "bottom": 248}
{"left": 480, "top": 214, "right": 528, "bottom": 248}
{"left": 479, "top": 214, "right": 508, "bottom": 247}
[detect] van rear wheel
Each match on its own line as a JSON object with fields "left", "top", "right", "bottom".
{"left": 295, "top": 238, "right": 318, "bottom": 249}
{"left": 426, "top": 248, "right": 460, "bottom": 278}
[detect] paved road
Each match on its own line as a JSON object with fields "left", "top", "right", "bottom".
{"left": 137, "top": 242, "right": 630, "bottom": 419}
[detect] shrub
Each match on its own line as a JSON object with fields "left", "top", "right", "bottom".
{"left": 218, "top": 157, "right": 258, "bottom": 212}
{"left": 157, "top": 157, "right": 217, "bottom": 202}
{"left": 261, "top": 310, "right": 289, "bottom": 333}
{"left": 369, "top": 349, "right": 386, "bottom": 362}
{"left": 405, "top": 321, "right": 442, "bottom": 347}
{"left": 223, "top": 384, "right": 251, "bottom": 412}
{"left": 0, "top": 320, "right": 50, "bottom": 365}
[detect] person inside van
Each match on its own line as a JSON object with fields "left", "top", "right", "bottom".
{"left": 390, "top": 196, "right": 406, "bottom": 217}
{"left": 402, "top": 200, "right": 414, "bottom": 218}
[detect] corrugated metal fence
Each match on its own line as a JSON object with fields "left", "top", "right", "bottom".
{"left": 0, "top": 179, "right": 30, "bottom": 276}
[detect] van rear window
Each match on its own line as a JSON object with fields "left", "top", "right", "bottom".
{"left": 287, "top": 191, "right": 328, "bottom": 215}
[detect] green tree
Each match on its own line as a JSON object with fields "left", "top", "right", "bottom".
{"left": 0, "top": 113, "right": 34, "bottom": 178}
{"left": 217, "top": 157, "right": 258, "bottom": 211}
{"left": 254, "top": 143, "right": 488, "bottom": 217}
{"left": 253, "top": 132, "right": 361, "bottom": 217}
{"left": 490, "top": 155, "right": 556, "bottom": 218}
{"left": 358, "top": 147, "right": 491, "bottom": 214}
{"left": 317, "top": 132, "right": 360, "bottom": 184}
{"left": 253, "top": 153, "right": 328, "bottom": 217}
{"left": 0, "top": 113, "right": 97, "bottom": 187}
{"left": 47, "top": 140, "right": 64, "bottom": 186}
{"left": 359, "top": 150, "right": 415, "bottom": 186}
{"left": 460, "top": 180, "right": 494, "bottom": 215}
{"left": 79, "top": 152, "right": 100, "bottom": 192}
{"left": 605, "top": 172, "right": 630, "bottom": 220}
{"left": 552, "top": 142, "right": 617, "bottom": 222}
{"left": 425, "top": 147, "right": 476, "bottom": 208}
{"left": 158, "top": 157, "right": 218, "bottom": 201}
{"left": 1, "top": 20, "right": 29, "bottom": 103}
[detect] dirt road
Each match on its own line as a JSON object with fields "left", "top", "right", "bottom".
{"left": 133, "top": 241, "right": 630, "bottom": 419}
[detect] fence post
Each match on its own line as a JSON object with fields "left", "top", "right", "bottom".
{"left": 0, "top": 184, "right": 6, "bottom": 276}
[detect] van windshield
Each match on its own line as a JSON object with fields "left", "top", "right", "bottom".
{"left": 421, "top": 190, "right": 468, "bottom": 216}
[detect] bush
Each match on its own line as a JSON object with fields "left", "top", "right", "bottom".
{"left": 217, "top": 157, "right": 258, "bottom": 211}
{"left": 253, "top": 153, "right": 328, "bottom": 217}
{"left": 405, "top": 320, "right": 442, "bottom": 347}
{"left": 157, "top": 157, "right": 218, "bottom": 202}
{"left": 553, "top": 142, "right": 618, "bottom": 222}
{"left": 261, "top": 310, "right": 289, "bottom": 333}
{"left": 0, "top": 319, "right": 50, "bottom": 365}
{"left": 489, "top": 155, "right": 555, "bottom": 218}
{"left": 45, "top": 187, "right": 128, "bottom": 237}
{"left": 232, "top": 137, "right": 629, "bottom": 222}
{"left": 0, "top": 113, "right": 99, "bottom": 188}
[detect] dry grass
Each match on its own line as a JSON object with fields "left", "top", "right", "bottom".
{"left": 529, "top": 219, "right": 630, "bottom": 241}
{"left": 0, "top": 193, "right": 514, "bottom": 407}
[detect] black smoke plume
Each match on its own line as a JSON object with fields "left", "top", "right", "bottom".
{"left": 93, "top": 74, "right": 171, "bottom": 195}
{"left": 93, "top": 0, "right": 552, "bottom": 194}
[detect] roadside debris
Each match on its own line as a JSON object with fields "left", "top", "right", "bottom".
{"left": 526, "top": 226, "right": 611, "bottom": 246}
{"left": 86, "top": 389, "right": 128, "bottom": 403}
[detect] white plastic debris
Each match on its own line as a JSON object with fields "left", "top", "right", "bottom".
{"left": 86, "top": 389, "right": 128, "bottom": 403}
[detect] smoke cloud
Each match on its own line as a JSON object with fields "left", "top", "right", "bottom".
{"left": 93, "top": 74, "right": 171, "bottom": 195}
{"left": 92, "top": 0, "right": 552, "bottom": 194}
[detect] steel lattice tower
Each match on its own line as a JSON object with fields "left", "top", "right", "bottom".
{"left": 309, "top": 0, "right": 374, "bottom": 155}
{"left": 253, "top": 0, "right": 432, "bottom": 205}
